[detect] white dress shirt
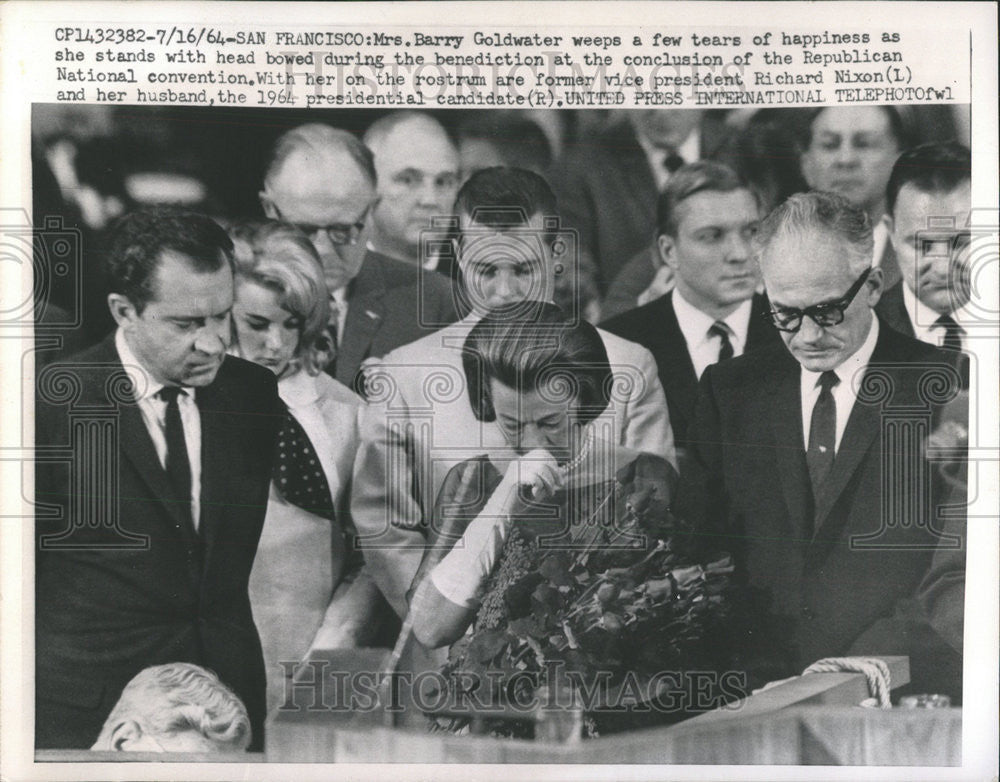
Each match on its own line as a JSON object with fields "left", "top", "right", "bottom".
{"left": 672, "top": 290, "right": 753, "bottom": 379}
{"left": 901, "top": 284, "right": 972, "bottom": 353}
{"left": 115, "top": 328, "right": 202, "bottom": 529}
{"left": 636, "top": 127, "right": 702, "bottom": 190}
{"left": 800, "top": 317, "right": 880, "bottom": 454}
{"left": 871, "top": 216, "right": 891, "bottom": 272}
{"left": 329, "top": 287, "right": 349, "bottom": 347}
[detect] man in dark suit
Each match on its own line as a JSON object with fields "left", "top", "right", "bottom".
{"left": 678, "top": 191, "right": 965, "bottom": 699}
{"left": 35, "top": 210, "right": 283, "bottom": 749}
{"left": 552, "top": 109, "right": 732, "bottom": 295}
{"left": 259, "top": 123, "right": 458, "bottom": 393}
{"left": 876, "top": 142, "right": 973, "bottom": 363}
{"left": 799, "top": 106, "right": 909, "bottom": 289}
{"left": 602, "top": 161, "right": 780, "bottom": 450}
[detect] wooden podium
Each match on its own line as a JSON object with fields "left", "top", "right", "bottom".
{"left": 262, "top": 650, "right": 961, "bottom": 765}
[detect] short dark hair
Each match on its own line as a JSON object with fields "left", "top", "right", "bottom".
{"left": 800, "top": 105, "right": 910, "bottom": 151}
{"left": 656, "top": 160, "right": 757, "bottom": 238}
{"left": 463, "top": 302, "right": 612, "bottom": 426}
{"left": 105, "top": 209, "right": 234, "bottom": 313}
{"left": 454, "top": 166, "right": 558, "bottom": 242}
{"left": 885, "top": 141, "right": 971, "bottom": 217}
{"left": 456, "top": 113, "right": 553, "bottom": 174}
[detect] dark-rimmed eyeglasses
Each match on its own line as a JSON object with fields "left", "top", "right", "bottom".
{"left": 765, "top": 268, "right": 871, "bottom": 333}
{"left": 271, "top": 203, "right": 371, "bottom": 247}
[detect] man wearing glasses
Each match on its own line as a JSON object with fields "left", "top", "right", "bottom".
{"left": 259, "top": 123, "right": 458, "bottom": 391}
{"left": 677, "top": 190, "right": 965, "bottom": 701}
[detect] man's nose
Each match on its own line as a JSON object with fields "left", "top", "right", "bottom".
{"left": 724, "top": 231, "right": 751, "bottom": 263}
{"left": 194, "top": 324, "right": 228, "bottom": 355}
{"left": 417, "top": 179, "right": 442, "bottom": 206}
{"left": 833, "top": 143, "right": 859, "bottom": 166}
{"left": 798, "top": 315, "right": 826, "bottom": 343}
{"left": 494, "top": 271, "right": 516, "bottom": 298}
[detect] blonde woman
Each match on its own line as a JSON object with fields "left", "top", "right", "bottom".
{"left": 230, "top": 221, "right": 377, "bottom": 711}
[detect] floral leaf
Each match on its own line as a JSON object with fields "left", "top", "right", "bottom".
{"left": 466, "top": 627, "right": 508, "bottom": 663}
{"left": 503, "top": 572, "right": 545, "bottom": 620}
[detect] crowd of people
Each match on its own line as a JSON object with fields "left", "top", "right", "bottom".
{"left": 33, "top": 107, "right": 970, "bottom": 752}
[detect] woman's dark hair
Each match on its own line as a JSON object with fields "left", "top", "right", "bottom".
{"left": 463, "top": 302, "right": 612, "bottom": 426}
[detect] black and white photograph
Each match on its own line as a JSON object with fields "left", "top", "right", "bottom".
{"left": 1, "top": 2, "right": 997, "bottom": 780}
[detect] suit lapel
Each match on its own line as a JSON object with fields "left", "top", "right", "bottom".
{"left": 337, "top": 256, "right": 386, "bottom": 387}
{"left": 658, "top": 295, "right": 700, "bottom": 436}
{"left": 194, "top": 381, "right": 228, "bottom": 567}
{"left": 767, "top": 356, "right": 812, "bottom": 542}
{"left": 875, "top": 284, "right": 915, "bottom": 339}
{"left": 95, "top": 336, "right": 199, "bottom": 548}
{"left": 812, "top": 329, "right": 897, "bottom": 533}
{"left": 746, "top": 293, "right": 781, "bottom": 351}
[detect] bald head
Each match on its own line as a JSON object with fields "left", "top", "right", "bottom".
{"left": 364, "top": 112, "right": 460, "bottom": 264}
{"left": 260, "top": 124, "right": 376, "bottom": 293}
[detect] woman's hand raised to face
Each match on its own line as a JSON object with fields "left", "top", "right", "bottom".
{"left": 498, "top": 448, "right": 564, "bottom": 517}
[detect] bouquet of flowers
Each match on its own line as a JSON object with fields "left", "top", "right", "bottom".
{"left": 428, "top": 459, "right": 737, "bottom": 738}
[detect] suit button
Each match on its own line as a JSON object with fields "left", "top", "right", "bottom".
{"left": 800, "top": 605, "right": 815, "bottom": 620}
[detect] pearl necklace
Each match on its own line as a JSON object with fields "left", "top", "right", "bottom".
{"left": 561, "top": 429, "right": 594, "bottom": 476}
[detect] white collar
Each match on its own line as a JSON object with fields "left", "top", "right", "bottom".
{"left": 635, "top": 124, "right": 701, "bottom": 165}
{"left": 672, "top": 289, "right": 752, "bottom": 348}
{"left": 800, "top": 316, "right": 880, "bottom": 390}
{"left": 901, "top": 283, "right": 973, "bottom": 331}
{"left": 278, "top": 368, "right": 321, "bottom": 408}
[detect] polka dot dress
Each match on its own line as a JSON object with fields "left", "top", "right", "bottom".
{"left": 273, "top": 409, "right": 335, "bottom": 521}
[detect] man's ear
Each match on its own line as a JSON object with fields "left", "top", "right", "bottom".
{"left": 110, "top": 719, "right": 144, "bottom": 751}
{"left": 259, "top": 191, "right": 278, "bottom": 219}
{"left": 657, "top": 234, "right": 678, "bottom": 271}
{"left": 866, "top": 266, "right": 885, "bottom": 307}
{"left": 107, "top": 293, "right": 138, "bottom": 327}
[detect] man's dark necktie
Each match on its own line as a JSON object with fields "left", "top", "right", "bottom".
{"left": 935, "top": 314, "right": 964, "bottom": 352}
{"left": 158, "top": 386, "right": 194, "bottom": 530}
{"left": 708, "top": 321, "right": 734, "bottom": 363}
{"left": 807, "top": 371, "right": 840, "bottom": 499}
{"left": 663, "top": 149, "right": 684, "bottom": 174}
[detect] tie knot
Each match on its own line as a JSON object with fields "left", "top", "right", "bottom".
{"left": 708, "top": 321, "right": 731, "bottom": 339}
{"left": 818, "top": 371, "right": 840, "bottom": 392}
{"left": 934, "top": 313, "right": 962, "bottom": 330}
{"left": 157, "top": 386, "right": 185, "bottom": 404}
{"left": 663, "top": 150, "right": 684, "bottom": 173}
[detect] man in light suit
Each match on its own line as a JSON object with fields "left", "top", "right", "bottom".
{"left": 259, "top": 123, "right": 457, "bottom": 393}
{"left": 678, "top": 191, "right": 965, "bottom": 699}
{"left": 352, "top": 167, "right": 675, "bottom": 621}
{"left": 35, "top": 210, "right": 283, "bottom": 749}
{"left": 601, "top": 161, "right": 781, "bottom": 450}
{"left": 875, "top": 141, "right": 973, "bottom": 365}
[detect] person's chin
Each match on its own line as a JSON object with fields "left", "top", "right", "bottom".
{"left": 720, "top": 277, "right": 758, "bottom": 299}
{"left": 182, "top": 359, "right": 223, "bottom": 386}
